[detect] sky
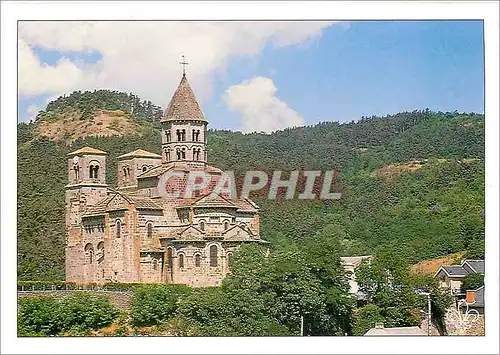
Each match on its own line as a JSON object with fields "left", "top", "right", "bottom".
{"left": 18, "top": 20, "right": 484, "bottom": 132}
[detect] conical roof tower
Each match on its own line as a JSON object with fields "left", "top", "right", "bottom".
{"left": 160, "top": 71, "right": 208, "bottom": 166}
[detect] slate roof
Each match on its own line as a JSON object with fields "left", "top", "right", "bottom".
{"left": 117, "top": 149, "right": 162, "bottom": 160}
{"left": 435, "top": 259, "right": 485, "bottom": 278}
{"left": 462, "top": 260, "right": 485, "bottom": 274}
{"left": 68, "top": 147, "right": 107, "bottom": 156}
{"left": 161, "top": 74, "right": 206, "bottom": 122}
{"left": 440, "top": 265, "right": 470, "bottom": 277}
{"left": 470, "top": 285, "right": 485, "bottom": 307}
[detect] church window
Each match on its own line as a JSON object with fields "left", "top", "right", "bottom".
{"left": 176, "top": 129, "right": 181, "bottom": 141}
{"left": 210, "top": 245, "right": 218, "bottom": 267}
{"left": 192, "top": 129, "right": 196, "bottom": 142}
{"left": 195, "top": 254, "right": 201, "bottom": 267}
{"left": 176, "top": 148, "right": 181, "bottom": 160}
{"left": 152, "top": 259, "right": 158, "bottom": 271}
{"left": 199, "top": 221, "right": 205, "bottom": 231}
{"left": 181, "top": 148, "right": 186, "bottom": 160}
{"left": 74, "top": 166, "right": 79, "bottom": 181}
{"left": 116, "top": 220, "right": 121, "bottom": 238}
{"left": 181, "top": 129, "right": 186, "bottom": 141}
{"left": 147, "top": 223, "right": 153, "bottom": 238}
{"left": 142, "top": 166, "right": 147, "bottom": 173}
{"left": 227, "top": 252, "right": 233, "bottom": 267}
{"left": 166, "top": 130, "right": 171, "bottom": 143}
{"left": 97, "top": 241, "right": 104, "bottom": 263}
{"left": 167, "top": 248, "right": 173, "bottom": 269}
{"left": 84, "top": 243, "right": 94, "bottom": 264}
{"left": 224, "top": 221, "right": 229, "bottom": 231}
{"left": 166, "top": 150, "right": 171, "bottom": 161}
{"left": 179, "top": 254, "right": 185, "bottom": 268}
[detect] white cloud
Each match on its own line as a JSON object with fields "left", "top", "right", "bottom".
{"left": 25, "top": 104, "right": 41, "bottom": 122}
{"left": 18, "top": 21, "right": 334, "bottom": 108}
{"left": 224, "top": 76, "right": 304, "bottom": 133}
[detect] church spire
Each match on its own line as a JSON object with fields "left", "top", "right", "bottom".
{"left": 160, "top": 70, "right": 206, "bottom": 123}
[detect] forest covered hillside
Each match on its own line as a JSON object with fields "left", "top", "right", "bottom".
{"left": 30, "top": 90, "right": 163, "bottom": 143}
{"left": 17, "top": 92, "right": 485, "bottom": 280}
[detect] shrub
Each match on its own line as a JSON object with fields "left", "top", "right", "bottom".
{"left": 131, "top": 284, "right": 191, "bottom": 327}
{"left": 18, "top": 292, "right": 118, "bottom": 337}
{"left": 351, "top": 304, "right": 385, "bottom": 336}
{"left": 18, "top": 296, "right": 64, "bottom": 336}
{"left": 461, "top": 273, "right": 484, "bottom": 291}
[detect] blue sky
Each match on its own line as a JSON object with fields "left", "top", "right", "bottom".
{"left": 19, "top": 21, "right": 484, "bottom": 131}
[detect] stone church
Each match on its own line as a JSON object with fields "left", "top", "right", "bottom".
{"left": 65, "top": 73, "right": 268, "bottom": 287}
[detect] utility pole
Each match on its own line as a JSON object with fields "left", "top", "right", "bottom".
{"left": 427, "top": 293, "right": 432, "bottom": 336}
{"left": 414, "top": 288, "right": 432, "bottom": 336}
{"left": 300, "top": 315, "right": 304, "bottom": 336}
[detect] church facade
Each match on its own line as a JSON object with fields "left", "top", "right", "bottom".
{"left": 65, "top": 74, "right": 268, "bottom": 287}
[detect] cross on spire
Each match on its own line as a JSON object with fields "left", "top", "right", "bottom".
{"left": 179, "top": 55, "right": 189, "bottom": 76}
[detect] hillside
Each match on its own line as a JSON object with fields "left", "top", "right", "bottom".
{"left": 30, "top": 89, "right": 163, "bottom": 143}
{"left": 17, "top": 99, "right": 485, "bottom": 280}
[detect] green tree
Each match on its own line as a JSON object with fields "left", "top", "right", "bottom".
{"left": 351, "top": 304, "right": 384, "bottom": 335}
{"left": 460, "top": 273, "right": 484, "bottom": 291}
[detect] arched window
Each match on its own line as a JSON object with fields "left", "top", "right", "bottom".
{"left": 152, "top": 259, "right": 158, "bottom": 271}
{"left": 210, "top": 245, "right": 218, "bottom": 267}
{"left": 224, "top": 221, "right": 229, "bottom": 231}
{"left": 195, "top": 254, "right": 201, "bottom": 267}
{"left": 166, "top": 150, "right": 171, "bottom": 161}
{"left": 166, "top": 130, "right": 171, "bottom": 143}
{"left": 116, "top": 220, "right": 121, "bottom": 238}
{"left": 97, "top": 241, "right": 104, "bottom": 263}
{"left": 142, "top": 166, "right": 147, "bottom": 173}
{"left": 227, "top": 252, "right": 233, "bottom": 267}
{"left": 147, "top": 223, "right": 153, "bottom": 238}
{"left": 199, "top": 221, "right": 205, "bottom": 231}
{"left": 84, "top": 243, "right": 94, "bottom": 264}
{"left": 179, "top": 254, "right": 185, "bottom": 268}
{"left": 176, "top": 129, "right": 181, "bottom": 141}
{"left": 181, "top": 147, "right": 186, "bottom": 160}
{"left": 181, "top": 129, "right": 186, "bottom": 141}
{"left": 73, "top": 166, "right": 79, "bottom": 181}
{"left": 167, "top": 248, "right": 173, "bottom": 269}
{"left": 176, "top": 148, "right": 181, "bottom": 160}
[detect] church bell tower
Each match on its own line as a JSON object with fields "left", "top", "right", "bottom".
{"left": 160, "top": 57, "right": 207, "bottom": 167}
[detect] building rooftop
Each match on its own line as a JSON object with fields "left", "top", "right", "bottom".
{"left": 117, "top": 149, "right": 162, "bottom": 160}
{"left": 364, "top": 326, "right": 427, "bottom": 336}
{"left": 462, "top": 260, "right": 485, "bottom": 274}
{"left": 67, "top": 146, "right": 107, "bottom": 156}
{"left": 161, "top": 74, "right": 206, "bottom": 122}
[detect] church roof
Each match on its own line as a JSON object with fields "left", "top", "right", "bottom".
{"left": 137, "top": 164, "right": 174, "bottom": 179}
{"left": 117, "top": 149, "right": 162, "bottom": 160}
{"left": 177, "top": 192, "right": 238, "bottom": 209}
{"left": 82, "top": 191, "right": 162, "bottom": 217}
{"left": 67, "top": 146, "right": 107, "bottom": 156}
{"left": 160, "top": 74, "right": 206, "bottom": 122}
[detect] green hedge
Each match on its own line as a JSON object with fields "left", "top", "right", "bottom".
{"left": 17, "top": 281, "right": 170, "bottom": 292}
{"left": 18, "top": 291, "right": 119, "bottom": 337}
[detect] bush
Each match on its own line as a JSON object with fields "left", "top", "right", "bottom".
{"left": 131, "top": 284, "right": 192, "bottom": 327}
{"left": 18, "top": 292, "right": 119, "bottom": 337}
{"left": 461, "top": 273, "right": 484, "bottom": 291}
{"left": 176, "top": 287, "right": 290, "bottom": 336}
{"left": 351, "top": 304, "right": 385, "bottom": 336}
